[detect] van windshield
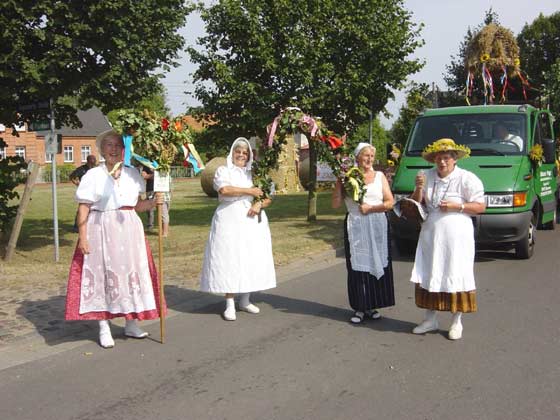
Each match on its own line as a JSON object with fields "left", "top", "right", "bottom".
{"left": 406, "top": 114, "right": 527, "bottom": 156}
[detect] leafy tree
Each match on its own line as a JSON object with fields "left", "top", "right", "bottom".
{"left": 443, "top": 9, "right": 500, "bottom": 102}
{"left": 0, "top": 139, "right": 26, "bottom": 235}
{"left": 0, "top": 0, "right": 192, "bottom": 130}
{"left": 518, "top": 12, "right": 560, "bottom": 132}
{"left": 390, "top": 82, "right": 432, "bottom": 147}
{"left": 188, "top": 0, "right": 423, "bottom": 219}
{"left": 106, "top": 83, "right": 170, "bottom": 126}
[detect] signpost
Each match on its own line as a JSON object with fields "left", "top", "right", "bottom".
{"left": 154, "top": 171, "right": 170, "bottom": 343}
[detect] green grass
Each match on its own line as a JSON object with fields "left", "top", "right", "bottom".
{"left": 1, "top": 179, "right": 346, "bottom": 289}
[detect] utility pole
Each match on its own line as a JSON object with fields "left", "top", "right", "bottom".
{"left": 50, "top": 98, "right": 60, "bottom": 262}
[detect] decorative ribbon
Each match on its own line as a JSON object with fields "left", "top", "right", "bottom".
{"left": 267, "top": 116, "right": 280, "bottom": 147}
{"left": 123, "top": 134, "right": 133, "bottom": 167}
{"left": 500, "top": 66, "right": 508, "bottom": 102}
{"left": 300, "top": 115, "right": 319, "bottom": 138}
{"left": 181, "top": 143, "right": 205, "bottom": 174}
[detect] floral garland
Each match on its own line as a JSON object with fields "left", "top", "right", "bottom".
{"left": 387, "top": 143, "right": 402, "bottom": 167}
{"left": 112, "top": 109, "right": 193, "bottom": 173}
{"left": 529, "top": 144, "right": 544, "bottom": 166}
{"left": 259, "top": 108, "right": 366, "bottom": 203}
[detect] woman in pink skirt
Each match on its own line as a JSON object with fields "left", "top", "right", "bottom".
{"left": 65, "top": 130, "right": 166, "bottom": 348}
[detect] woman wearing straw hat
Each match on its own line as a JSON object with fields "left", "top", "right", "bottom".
{"left": 65, "top": 130, "right": 166, "bottom": 348}
{"left": 200, "top": 137, "right": 276, "bottom": 321}
{"left": 332, "top": 142, "right": 395, "bottom": 324}
{"left": 410, "top": 138, "right": 485, "bottom": 340}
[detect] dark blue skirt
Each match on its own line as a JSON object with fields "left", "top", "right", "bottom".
{"left": 344, "top": 213, "right": 395, "bottom": 312}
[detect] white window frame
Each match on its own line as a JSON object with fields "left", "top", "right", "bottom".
{"left": 64, "top": 146, "right": 74, "bottom": 163}
{"left": 0, "top": 146, "right": 6, "bottom": 160}
{"left": 45, "top": 152, "right": 53, "bottom": 163}
{"left": 81, "top": 145, "right": 91, "bottom": 162}
{"left": 15, "top": 146, "right": 26, "bottom": 159}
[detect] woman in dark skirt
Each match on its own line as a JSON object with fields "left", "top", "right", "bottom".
{"left": 332, "top": 143, "right": 395, "bottom": 323}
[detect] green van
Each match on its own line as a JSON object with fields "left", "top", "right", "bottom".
{"left": 390, "top": 104, "right": 558, "bottom": 259}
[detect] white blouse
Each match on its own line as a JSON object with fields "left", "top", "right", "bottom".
{"left": 76, "top": 164, "right": 145, "bottom": 211}
{"left": 213, "top": 165, "right": 254, "bottom": 203}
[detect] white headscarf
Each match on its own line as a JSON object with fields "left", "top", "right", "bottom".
{"left": 353, "top": 142, "right": 376, "bottom": 157}
{"left": 227, "top": 137, "right": 254, "bottom": 172}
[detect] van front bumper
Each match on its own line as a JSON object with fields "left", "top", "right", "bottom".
{"left": 389, "top": 210, "right": 532, "bottom": 244}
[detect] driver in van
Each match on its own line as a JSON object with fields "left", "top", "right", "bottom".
{"left": 494, "top": 123, "right": 523, "bottom": 151}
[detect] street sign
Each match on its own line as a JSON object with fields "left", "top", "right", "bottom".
{"left": 45, "top": 133, "right": 58, "bottom": 154}
{"left": 28, "top": 120, "right": 50, "bottom": 131}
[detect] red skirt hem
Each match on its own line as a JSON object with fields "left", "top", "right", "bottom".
{"left": 65, "top": 239, "right": 167, "bottom": 321}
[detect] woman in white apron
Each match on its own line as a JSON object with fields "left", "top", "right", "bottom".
{"left": 200, "top": 137, "right": 276, "bottom": 321}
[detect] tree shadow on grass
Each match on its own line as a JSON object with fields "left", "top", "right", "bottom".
{"left": 2, "top": 219, "right": 75, "bottom": 253}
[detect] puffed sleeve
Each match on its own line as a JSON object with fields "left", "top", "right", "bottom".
{"left": 213, "top": 166, "right": 231, "bottom": 192}
{"left": 129, "top": 166, "right": 146, "bottom": 195}
{"left": 75, "top": 169, "right": 100, "bottom": 204}
{"left": 462, "top": 171, "right": 485, "bottom": 203}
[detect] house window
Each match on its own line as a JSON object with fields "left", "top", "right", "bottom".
{"left": 64, "top": 146, "right": 74, "bottom": 162}
{"left": 15, "top": 146, "right": 26, "bottom": 159}
{"left": 81, "top": 145, "right": 91, "bottom": 162}
{"left": 45, "top": 152, "right": 53, "bottom": 163}
{"left": 0, "top": 147, "right": 6, "bottom": 160}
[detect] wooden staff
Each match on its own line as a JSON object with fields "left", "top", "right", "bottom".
{"left": 157, "top": 194, "right": 165, "bottom": 343}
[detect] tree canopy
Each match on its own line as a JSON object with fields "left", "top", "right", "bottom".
{"left": 390, "top": 82, "right": 432, "bottom": 147}
{"left": 188, "top": 0, "right": 424, "bottom": 141}
{"left": 518, "top": 11, "right": 560, "bottom": 129}
{"left": 0, "top": 0, "right": 192, "bottom": 129}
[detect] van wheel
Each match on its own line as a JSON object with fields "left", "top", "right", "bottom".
{"left": 515, "top": 216, "right": 536, "bottom": 259}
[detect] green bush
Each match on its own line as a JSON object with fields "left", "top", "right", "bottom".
{"left": 42, "top": 163, "right": 77, "bottom": 183}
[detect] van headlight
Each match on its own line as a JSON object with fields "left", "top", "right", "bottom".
{"left": 485, "top": 192, "right": 527, "bottom": 208}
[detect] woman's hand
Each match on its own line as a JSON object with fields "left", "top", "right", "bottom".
{"left": 247, "top": 201, "right": 262, "bottom": 217}
{"left": 248, "top": 187, "right": 264, "bottom": 198}
{"left": 359, "top": 203, "right": 372, "bottom": 215}
{"left": 439, "top": 200, "right": 460, "bottom": 212}
{"left": 415, "top": 172, "right": 425, "bottom": 190}
{"left": 154, "top": 192, "right": 165, "bottom": 205}
{"left": 78, "top": 236, "right": 90, "bottom": 254}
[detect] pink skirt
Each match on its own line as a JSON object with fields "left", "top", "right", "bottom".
{"left": 65, "top": 209, "right": 167, "bottom": 321}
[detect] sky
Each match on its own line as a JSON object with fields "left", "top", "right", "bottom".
{"left": 162, "top": 0, "right": 560, "bottom": 129}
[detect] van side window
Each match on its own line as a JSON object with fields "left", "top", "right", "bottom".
{"left": 532, "top": 113, "right": 542, "bottom": 145}
{"left": 539, "top": 113, "right": 553, "bottom": 140}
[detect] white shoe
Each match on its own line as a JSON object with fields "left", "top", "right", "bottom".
{"left": 448, "top": 323, "right": 463, "bottom": 340}
{"left": 124, "top": 320, "right": 149, "bottom": 338}
{"left": 412, "top": 318, "right": 439, "bottom": 334}
{"left": 239, "top": 303, "right": 260, "bottom": 314}
{"left": 99, "top": 330, "right": 115, "bottom": 348}
{"left": 223, "top": 306, "right": 237, "bottom": 321}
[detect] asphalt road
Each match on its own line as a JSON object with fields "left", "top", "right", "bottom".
{"left": 1, "top": 231, "right": 559, "bottom": 420}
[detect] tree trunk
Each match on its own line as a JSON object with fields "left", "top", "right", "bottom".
{"left": 307, "top": 137, "right": 317, "bottom": 221}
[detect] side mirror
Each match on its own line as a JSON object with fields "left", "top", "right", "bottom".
{"left": 541, "top": 138, "right": 556, "bottom": 164}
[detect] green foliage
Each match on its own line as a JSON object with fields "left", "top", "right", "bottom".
{"left": 107, "top": 84, "right": 170, "bottom": 126}
{"left": 0, "top": 138, "right": 27, "bottom": 232}
{"left": 390, "top": 82, "right": 432, "bottom": 147}
{"left": 518, "top": 12, "right": 560, "bottom": 132}
{"left": 0, "top": 0, "right": 192, "bottom": 130}
{"left": 42, "top": 163, "right": 77, "bottom": 183}
{"left": 188, "top": 0, "right": 424, "bottom": 137}
{"left": 112, "top": 110, "right": 193, "bottom": 172}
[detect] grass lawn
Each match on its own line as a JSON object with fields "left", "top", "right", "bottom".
{"left": 1, "top": 178, "right": 346, "bottom": 289}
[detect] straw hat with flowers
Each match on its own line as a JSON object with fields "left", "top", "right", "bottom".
{"left": 421, "top": 138, "right": 470, "bottom": 163}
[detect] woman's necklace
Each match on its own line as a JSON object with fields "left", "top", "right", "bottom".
{"left": 430, "top": 177, "right": 452, "bottom": 207}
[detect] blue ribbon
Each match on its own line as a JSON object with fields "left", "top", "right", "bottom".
{"left": 122, "top": 134, "right": 133, "bottom": 167}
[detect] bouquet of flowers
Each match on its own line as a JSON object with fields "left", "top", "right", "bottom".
{"left": 529, "top": 144, "right": 544, "bottom": 166}
{"left": 112, "top": 109, "right": 193, "bottom": 172}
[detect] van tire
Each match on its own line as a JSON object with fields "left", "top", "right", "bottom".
{"left": 514, "top": 216, "right": 535, "bottom": 259}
